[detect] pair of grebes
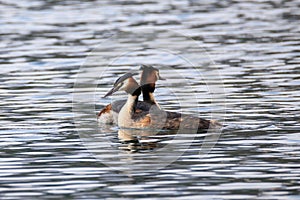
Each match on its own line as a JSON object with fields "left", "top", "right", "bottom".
{"left": 98, "top": 65, "right": 221, "bottom": 130}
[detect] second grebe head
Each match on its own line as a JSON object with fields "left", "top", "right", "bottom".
{"left": 139, "top": 64, "right": 165, "bottom": 87}
{"left": 139, "top": 65, "right": 164, "bottom": 105}
{"left": 104, "top": 72, "right": 141, "bottom": 97}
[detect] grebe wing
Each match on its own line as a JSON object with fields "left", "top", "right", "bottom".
{"left": 111, "top": 99, "right": 127, "bottom": 113}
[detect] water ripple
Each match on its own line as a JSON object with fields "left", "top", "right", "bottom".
{"left": 0, "top": 0, "right": 299, "bottom": 199}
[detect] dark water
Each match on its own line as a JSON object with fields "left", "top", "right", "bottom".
{"left": 1, "top": 0, "right": 300, "bottom": 199}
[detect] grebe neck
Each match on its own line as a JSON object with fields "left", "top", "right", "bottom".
{"left": 141, "top": 83, "right": 156, "bottom": 104}
{"left": 126, "top": 93, "right": 139, "bottom": 114}
{"left": 118, "top": 87, "right": 141, "bottom": 128}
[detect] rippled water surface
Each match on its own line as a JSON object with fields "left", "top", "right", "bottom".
{"left": 1, "top": 0, "right": 300, "bottom": 199}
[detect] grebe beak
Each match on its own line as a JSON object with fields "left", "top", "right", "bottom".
{"left": 103, "top": 85, "right": 121, "bottom": 98}
{"left": 158, "top": 74, "right": 165, "bottom": 80}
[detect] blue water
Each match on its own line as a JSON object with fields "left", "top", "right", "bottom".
{"left": 1, "top": 0, "right": 299, "bottom": 199}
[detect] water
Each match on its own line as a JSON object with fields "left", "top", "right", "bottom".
{"left": 1, "top": 0, "right": 300, "bottom": 199}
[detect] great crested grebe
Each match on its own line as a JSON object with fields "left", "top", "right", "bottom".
{"left": 104, "top": 73, "right": 220, "bottom": 130}
{"left": 97, "top": 65, "right": 164, "bottom": 124}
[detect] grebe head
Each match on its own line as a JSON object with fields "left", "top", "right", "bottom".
{"left": 104, "top": 72, "right": 141, "bottom": 97}
{"left": 139, "top": 65, "right": 165, "bottom": 87}
{"left": 139, "top": 65, "right": 164, "bottom": 105}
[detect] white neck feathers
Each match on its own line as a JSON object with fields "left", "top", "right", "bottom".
{"left": 118, "top": 94, "right": 138, "bottom": 128}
